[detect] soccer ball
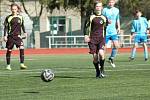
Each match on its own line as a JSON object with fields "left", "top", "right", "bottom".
{"left": 41, "top": 69, "right": 54, "bottom": 82}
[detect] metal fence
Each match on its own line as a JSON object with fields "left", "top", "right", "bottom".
{"left": 45, "top": 35, "right": 150, "bottom": 48}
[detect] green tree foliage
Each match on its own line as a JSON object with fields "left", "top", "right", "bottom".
{"left": 118, "top": 0, "right": 150, "bottom": 18}
{"left": 11, "top": 0, "right": 150, "bottom": 18}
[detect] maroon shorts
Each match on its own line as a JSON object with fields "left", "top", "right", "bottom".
{"left": 6, "top": 36, "right": 24, "bottom": 49}
{"left": 88, "top": 37, "right": 105, "bottom": 54}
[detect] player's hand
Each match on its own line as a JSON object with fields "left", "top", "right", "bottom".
{"left": 108, "top": 19, "right": 112, "bottom": 24}
{"left": 131, "top": 34, "right": 135, "bottom": 40}
{"left": 21, "top": 33, "right": 28, "bottom": 39}
{"left": 84, "top": 35, "right": 90, "bottom": 43}
{"left": 146, "top": 30, "right": 149, "bottom": 34}
{"left": 117, "top": 28, "right": 121, "bottom": 34}
{"left": 22, "top": 33, "right": 28, "bottom": 39}
{"left": 3, "top": 36, "right": 7, "bottom": 42}
{"left": 24, "top": 33, "right": 28, "bottom": 38}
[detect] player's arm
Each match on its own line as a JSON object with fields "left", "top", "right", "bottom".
{"left": 21, "top": 17, "right": 27, "bottom": 39}
{"left": 104, "top": 16, "right": 109, "bottom": 37}
{"left": 148, "top": 20, "right": 150, "bottom": 34}
{"left": 116, "top": 11, "right": 121, "bottom": 34}
{"left": 3, "top": 17, "right": 9, "bottom": 42}
{"left": 84, "top": 17, "right": 91, "bottom": 43}
{"left": 145, "top": 18, "right": 150, "bottom": 34}
{"left": 130, "top": 21, "right": 136, "bottom": 39}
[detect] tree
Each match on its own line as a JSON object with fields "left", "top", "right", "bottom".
{"left": 19, "top": 0, "right": 43, "bottom": 19}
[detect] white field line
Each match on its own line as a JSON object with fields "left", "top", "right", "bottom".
{"left": 0, "top": 67, "right": 150, "bottom": 76}
{"left": 0, "top": 58, "right": 37, "bottom": 61}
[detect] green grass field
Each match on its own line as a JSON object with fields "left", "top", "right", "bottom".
{"left": 0, "top": 53, "right": 150, "bottom": 100}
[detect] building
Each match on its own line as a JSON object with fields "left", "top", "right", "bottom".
{"left": 0, "top": 0, "right": 82, "bottom": 48}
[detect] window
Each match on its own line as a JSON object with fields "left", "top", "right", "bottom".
{"left": 32, "top": 17, "right": 40, "bottom": 31}
{"left": 49, "top": 16, "right": 66, "bottom": 34}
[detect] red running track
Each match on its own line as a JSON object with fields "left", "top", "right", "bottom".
{"left": 0, "top": 48, "right": 149, "bottom": 55}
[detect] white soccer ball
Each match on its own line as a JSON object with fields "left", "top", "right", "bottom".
{"left": 41, "top": 69, "right": 54, "bottom": 82}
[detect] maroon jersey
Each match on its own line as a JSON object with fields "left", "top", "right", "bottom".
{"left": 84, "top": 14, "right": 108, "bottom": 54}
{"left": 89, "top": 14, "right": 107, "bottom": 44}
{"left": 4, "top": 14, "right": 26, "bottom": 37}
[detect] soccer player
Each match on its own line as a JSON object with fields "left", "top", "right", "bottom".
{"left": 84, "top": 2, "right": 108, "bottom": 78}
{"left": 3, "top": 3, "right": 28, "bottom": 70}
{"left": 102, "top": 0, "right": 120, "bottom": 67}
{"left": 129, "top": 9, "right": 149, "bottom": 61}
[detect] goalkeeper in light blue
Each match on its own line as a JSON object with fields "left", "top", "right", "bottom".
{"left": 129, "top": 9, "right": 150, "bottom": 61}
{"left": 102, "top": 0, "right": 120, "bottom": 67}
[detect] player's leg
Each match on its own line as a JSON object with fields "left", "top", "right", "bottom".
{"left": 6, "top": 49, "right": 12, "bottom": 70}
{"left": 16, "top": 37, "right": 27, "bottom": 69}
{"left": 129, "top": 35, "right": 139, "bottom": 61}
{"left": 98, "top": 49, "right": 105, "bottom": 78}
{"left": 108, "top": 35, "right": 119, "bottom": 67}
{"left": 88, "top": 42, "right": 100, "bottom": 78}
{"left": 110, "top": 40, "right": 119, "bottom": 59}
{"left": 5, "top": 37, "right": 14, "bottom": 70}
{"left": 92, "top": 54, "right": 100, "bottom": 78}
{"left": 143, "top": 43, "right": 148, "bottom": 61}
{"left": 130, "top": 43, "right": 137, "bottom": 61}
{"left": 19, "top": 46, "right": 27, "bottom": 69}
{"left": 143, "top": 35, "right": 148, "bottom": 61}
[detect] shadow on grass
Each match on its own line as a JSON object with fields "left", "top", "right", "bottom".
{"left": 23, "top": 91, "right": 40, "bottom": 94}
{"left": 55, "top": 75, "right": 94, "bottom": 79}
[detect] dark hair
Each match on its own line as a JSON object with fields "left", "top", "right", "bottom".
{"left": 94, "top": 1, "right": 102, "bottom": 8}
{"left": 11, "top": 3, "right": 21, "bottom": 13}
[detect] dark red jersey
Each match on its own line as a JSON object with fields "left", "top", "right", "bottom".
{"left": 85, "top": 14, "right": 108, "bottom": 43}
{"left": 4, "top": 14, "right": 26, "bottom": 37}
{"left": 84, "top": 14, "right": 108, "bottom": 37}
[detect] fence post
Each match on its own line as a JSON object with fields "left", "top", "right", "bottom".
{"left": 34, "top": 31, "right": 40, "bottom": 48}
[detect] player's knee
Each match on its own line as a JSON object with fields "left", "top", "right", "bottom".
{"left": 99, "top": 54, "right": 105, "bottom": 60}
{"left": 133, "top": 44, "right": 138, "bottom": 48}
{"left": 7, "top": 49, "right": 12, "bottom": 52}
{"left": 114, "top": 44, "right": 119, "bottom": 48}
{"left": 93, "top": 54, "right": 98, "bottom": 62}
{"left": 143, "top": 43, "right": 147, "bottom": 46}
{"left": 20, "top": 46, "right": 24, "bottom": 49}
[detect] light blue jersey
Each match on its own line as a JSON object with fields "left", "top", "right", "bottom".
{"left": 131, "top": 17, "right": 149, "bottom": 43}
{"left": 102, "top": 7, "right": 120, "bottom": 36}
{"left": 131, "top": 17, "right": 149, "bottom": 35}
{"left": 130, "top": 17, "right": 149, "bottom": 60}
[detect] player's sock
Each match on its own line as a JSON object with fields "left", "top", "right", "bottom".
{"left": 99, "top": 59, "right": 105, "bottom": 72}
{"left": 93, "top": 62, "right": 100, "bottom": 78}
{"left": 99, "top": 59, "right": 105, "bottom": 78}
{"left": 144, "top": 48, "right": 148, "bottom": 60}
{"left": 110, "top": 48, "right": 117, "bottom": 58}
{"left": 131, "top": 48, "right": 136, "bottom": 58}
{"left": 20, "top": 49, "right": 24, "bottom": 63}
{"left": 6, "top": 50, "right": 11, "bottom": 65}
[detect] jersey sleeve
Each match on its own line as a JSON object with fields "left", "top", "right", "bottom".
{"left": 131, "top": 21, "right": 135, "bottom": 33}
{"left": 116, "top": 9, "right": 120, "bottom": 21}
{"left": 144, "top": 17, "right": 150, "bottom": 29}
{"left": 21, "top": 16, "right": 26, "bottom": 33}
{"left": 3, "top": 16, "right": 9, "bottom": 36}
{"left": 83, "top": 17, "right": 91, "bottom": 36}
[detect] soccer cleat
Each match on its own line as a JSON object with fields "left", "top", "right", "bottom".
{"left": 108, "top": 58, "right": 116, "bottom": 68}
{"left": 129, "top": 57, "right": 134, "bottom": 61}
{"left": 6, "top": 65, "right": 11, "bottom": 70}
{"left": 145, "top": 58, "right": 148, "bottom": 61}
{"left": 20, "top": 63, "right": 27, "bottom": 69}
{"left": 100, "top": 73, "right": 105, "bottom": 78}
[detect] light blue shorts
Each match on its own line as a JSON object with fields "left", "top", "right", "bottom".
{"left": 105, "top": 34, "right": 119, "bottom": 44}
{"left": 134, "top": 35, "right": 147, "bottom": 43}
